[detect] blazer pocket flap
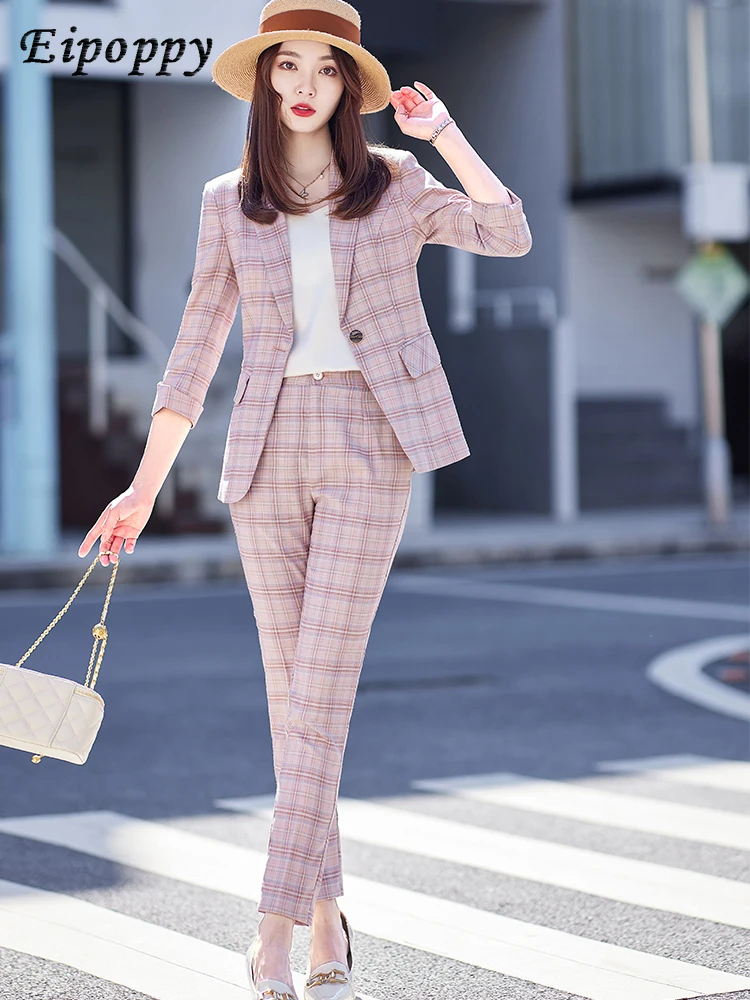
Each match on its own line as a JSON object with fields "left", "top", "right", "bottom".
{"left": 398, "top": 332, "right": 441, "bottom": 378}
{"left": 233, "top": 370, "right": 251, "bottom": 405}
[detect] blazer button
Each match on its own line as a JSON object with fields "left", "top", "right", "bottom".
{"left": 348, "top": 329, "right": 363, "bottom": 343}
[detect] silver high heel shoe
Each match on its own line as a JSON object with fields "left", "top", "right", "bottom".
{"left": 245, "top": 933, "right": 299, "bottom": 1000}
{"left": 304, "top": 908, "right": 355, "bottom": 1000}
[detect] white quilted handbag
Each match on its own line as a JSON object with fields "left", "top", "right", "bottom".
{"left": 0, "top": 550, "right": 120, "bottom": 765}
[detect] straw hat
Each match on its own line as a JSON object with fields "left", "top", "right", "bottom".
{"left": 211, "top": 0, "right": 392, "bottom": 114}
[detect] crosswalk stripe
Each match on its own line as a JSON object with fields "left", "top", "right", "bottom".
{"left": 0, "top": 877, "right": 249, "bottom": 1000}
{"left": 215, "top": 793, "right": 750, "bottom": 929}
{"left": 0, "top": 877, "right": 379, "bottom": 1000}
{"left": 597, "top": 755, "right": 750, "bottom": 794}
{"left": 1, "top": 810, "right": 748, "bottom": 1000}
{"left": 387, "top": 573, "right": 750, "bottom": 621}
{"left": 410, "top": 773, "right": 750, "bottom": 852}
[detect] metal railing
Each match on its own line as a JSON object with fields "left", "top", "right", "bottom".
{"left": 446, "top": 245, "right": 578, "bottom": 521}
{"left": 46, "top": 225, "right": 168, "bottom": 436}
{"left": 475, "top": 286, "right": 578, "bottom": 524}
{"left": 46, "top": 226, "right": 177, "bottom": 516}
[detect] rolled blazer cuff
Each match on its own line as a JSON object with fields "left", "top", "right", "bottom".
{"left": 398, "top": 149, "right": 533, "bottom": 257}
{"left": 151, "top": 380, "right": 203, "bottom": 428}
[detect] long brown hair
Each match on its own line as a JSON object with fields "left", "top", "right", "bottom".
{"left": 237, "top": 41, "right": 394, "bottom": 224}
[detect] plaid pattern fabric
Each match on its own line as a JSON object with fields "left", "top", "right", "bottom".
{"left": 151, "top": 147, "right": 532, "bottom": 504}
{"left": 228, "top": 371, "right": 414, "bottom": 926}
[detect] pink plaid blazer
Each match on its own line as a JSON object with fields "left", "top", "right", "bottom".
{"left": 151, "top": 146, "right": 532, "bottom": 504}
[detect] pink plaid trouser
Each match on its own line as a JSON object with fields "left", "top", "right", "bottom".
{"left": 228, "top": 369, "right": 414, "bottom": 926}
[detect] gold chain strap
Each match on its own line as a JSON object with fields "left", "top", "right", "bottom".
{"left": 305, "top": 969, "right": 349, "bottom": 989}
{"left": 14, "top": 550, "right": 120, "bottom": 692}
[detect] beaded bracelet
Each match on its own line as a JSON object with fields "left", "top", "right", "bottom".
{"left": 429, "top": 116, "right": 455, "bottom": 145}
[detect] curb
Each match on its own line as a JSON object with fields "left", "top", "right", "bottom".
{"left": 0, "top": 525, "right": 747, "bottom": 591}
{"left": 393, "top": 532, "right": 749, "bottom": 569}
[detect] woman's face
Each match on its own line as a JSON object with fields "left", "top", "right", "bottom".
{"left": 269, "top": 38, "right": 345, "bottom": 134}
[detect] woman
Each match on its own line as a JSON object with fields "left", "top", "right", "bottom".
{"left": 78, "top": 1, "right": 532, "bottom": 997}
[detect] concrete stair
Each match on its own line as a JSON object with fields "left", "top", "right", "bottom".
{"left": 578, "top": 396, "right": 703, "bottom": 510}
{"left": 106, "top": 354, "right": 247, "bottom": 530}
{"left": 58, "top": 359, "right": 230, "bottom": 533}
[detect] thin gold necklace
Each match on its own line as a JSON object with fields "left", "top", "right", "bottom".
{"left": 282, "top": 151, "right": 333, "bottom": 201}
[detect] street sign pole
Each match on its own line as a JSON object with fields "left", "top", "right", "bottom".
{"left": 698, "top": 316, "right": 731, "bottom": 522}
{"left": 684, "top": 0, "right": 736, "bottom": 525}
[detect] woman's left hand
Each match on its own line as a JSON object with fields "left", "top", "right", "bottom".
{"left": 390, "top": 81, "right": 454, "bottom": 142}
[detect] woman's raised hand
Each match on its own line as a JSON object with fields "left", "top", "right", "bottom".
{"left": 78, "top": 485, "right": 156, "bottom": 566}
{"left": 389, "top": 81, "right": 453, "bottom": 142}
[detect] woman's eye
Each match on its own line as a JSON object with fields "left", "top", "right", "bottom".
{"left": 278, "top": 60, "right": 336, "bottom": 76}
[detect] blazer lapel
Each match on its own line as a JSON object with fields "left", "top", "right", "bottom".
{"left": 327, "top": 156, "right": 361, "bottom": 324}
{"left": 253, "top": 154, "right": 361, "bottom": 335}
{"left": 253, "top": 200, "right": 293, "bottom": 336}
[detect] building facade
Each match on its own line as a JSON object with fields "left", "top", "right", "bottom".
{"left": 1, "top": 0, "right": 746, "bottom": 537}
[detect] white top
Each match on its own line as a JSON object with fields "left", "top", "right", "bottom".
{"left": 282, "top": 202, "right": 361, "bottom": 378}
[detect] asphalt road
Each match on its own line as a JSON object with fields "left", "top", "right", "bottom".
{"left": 0, "top": 551, "right": 748, "bottom": 1000}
